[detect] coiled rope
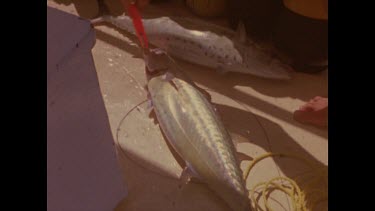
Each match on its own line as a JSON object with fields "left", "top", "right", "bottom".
{"left": 244, "top": 152, "right": 328, "bottom": 211}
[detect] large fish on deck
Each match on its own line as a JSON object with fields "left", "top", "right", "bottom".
{"left": 147, "top": 73, "right": 251, "bottom": 211}
{"left": 91, "top": 15, "right": 292, "bottom": 80}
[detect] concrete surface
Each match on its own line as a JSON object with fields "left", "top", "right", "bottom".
{"left": 47, "top": 1, "right": 328, "bottom": 210}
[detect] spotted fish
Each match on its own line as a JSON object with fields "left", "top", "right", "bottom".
{"left": 92, "top": 15, "right": 292, "bottom": 80}
{"left": 147, "top": 73, "right": 251, "bottom": 211}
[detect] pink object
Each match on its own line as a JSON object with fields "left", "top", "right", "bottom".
{"left": 293, "top": 96, "right": 328, "bottom": 127}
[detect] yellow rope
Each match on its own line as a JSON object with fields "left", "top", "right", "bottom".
{"left": 244, "top": 152, "right": 328, "bottom": 211}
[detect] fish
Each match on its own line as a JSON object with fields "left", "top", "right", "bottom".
{"left": 147, "top": 73, "right": 251, "bottom": 211}
{"left": 91, "top": 15, "right": 292, "bottom": 80}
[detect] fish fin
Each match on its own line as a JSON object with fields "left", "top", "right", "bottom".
{"left": 236, "top": 151, "right": 253, "bottom": 163}
{"left": 146, "top": 102, "right": 154, "bottom": 117}
{"left": 178, "top": 162, "right": 203, "bottom": 189}
{"left": 147, "top": 107, "right": 158, "bottom": 125}
{"left": 184, "top": 83, "right": 211, "bottom": 103}
{"left": 90, "top": 16, "right": 105, "bottom": 25}
{"left": 146, "top": 91, "right": 152, "bottom": 105}
{"left": 162, "top": 72, "right": 175, "bottom": 81}
{"left": 233, "top": 141, "right": 253, "bottom": 162}
{"left": 147, "top": 99, "right": 153, "bottom": 109}
{"left": 234, "top": 20, "right": 247, "bottom": 44}
{"left": 197, "top": 87, "right": 212, "bottom": 102}
{"left": 186, "top": 162, "right": 200, "bottom": 178}
{"left": 178, "top": 166, "right": 194, "bottom": 189}
{"left": 146, "top": 95, "right": 157, "bottom": 123}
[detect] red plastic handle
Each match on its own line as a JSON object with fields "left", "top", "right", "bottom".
{"left": 127, "top": 4, "right": 149, "bottom": 49}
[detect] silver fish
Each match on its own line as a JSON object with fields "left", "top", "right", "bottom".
{"left": 147, "top": 74, "right": 251, "bottom": 211}
{"left": 92, "top": 15, "right": 291, "bottom": 80}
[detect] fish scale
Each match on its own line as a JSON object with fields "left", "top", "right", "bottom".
{"left": 175, "top": 81, "right": 232, "bottom": 160}
{"left": 173, "top": 78, "right": 242, "bottom": 183}
{"left": 168, "top": 79, "right": 236, "bottom": 174}
{"left": 93, "top": 15, "right": 291, "bottom": 80}
{"left": 148, "top": 75, "right": 251, "bottom": 211}
{"left": 170, "top": 77, "right": 249, "bottom": 208}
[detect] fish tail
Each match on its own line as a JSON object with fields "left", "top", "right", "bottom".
{"left": 90, "top": 16, "right": 106, "bottom": 25}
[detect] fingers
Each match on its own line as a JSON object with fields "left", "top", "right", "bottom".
{"left": 294, "top": 96, "right": 328, "bottom": 127}
{"left": 298, "top": 102, "right": 315, "bottom": 111}
{"left": 299, "top": 96, "right": 328, "bottom": 112}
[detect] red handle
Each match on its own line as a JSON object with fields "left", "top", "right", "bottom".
{"left": 127, "top": 4, "right": 149, "bottom": 49}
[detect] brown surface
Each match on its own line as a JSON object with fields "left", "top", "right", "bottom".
{"left": 47, "top": 1, "right": 328, "bottom": 210}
